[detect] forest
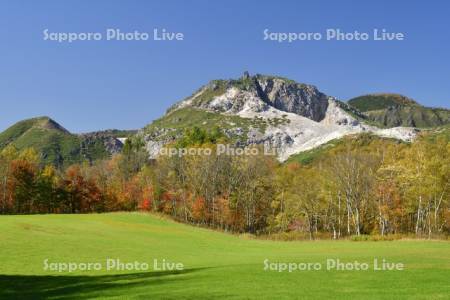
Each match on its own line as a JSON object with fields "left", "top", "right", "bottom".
{"left": 0, "top": 128, "right": 448, "bottom": 239}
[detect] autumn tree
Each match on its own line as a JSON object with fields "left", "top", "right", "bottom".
{"left": 326, "top": 148, "right": 380, "bottom": 236}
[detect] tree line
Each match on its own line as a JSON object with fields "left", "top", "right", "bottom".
{"left": 0, "top": 130, "right": 448, "bottom": 239}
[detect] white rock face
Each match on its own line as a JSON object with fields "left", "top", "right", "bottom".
{"left": 209, "top": 88, "right": 241, "bottom": 111}
{"left": 375, "top": 127, "right": 417, "bottom": 141}
{"left": 202, "top": 90, "right": 416, "bottom": 161}
{"left": 146, "top": 75, "right": 418, "bottom": 161}
{"left": 236, "top": 97, "right": 361, "bottom": 161}
{"left": 145, "top": 140, "right": 166, "bottom": 159}
{"left": 117, "top": 138, "right": 127, "bottom": 144}
{"left": 320, "top": 98, "right": 360, "bottom": 127}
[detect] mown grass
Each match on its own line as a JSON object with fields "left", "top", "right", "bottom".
{"left": 0, "top": 212, "right": 449, "bottom": 299}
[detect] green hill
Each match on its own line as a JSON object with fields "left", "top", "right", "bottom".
{"left": 0, "top": 212, "right": 449, "bottom": 299}
{"left": 348, "top": 94, "right": 450, "bottom": 128}
{"left": 0, "top": 117, "right": 120, "bottom": 167}
{"left": 348, "top": 94, "right": 419, "bottom": 112}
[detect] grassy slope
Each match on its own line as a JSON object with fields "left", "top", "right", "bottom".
{"left": 0, "top": 213, "right": 448, "bottom": 299}
{"left": 0, "top": 117, "right": 110, "bottom": 166}
{"left": 348, "top": 94, "right": 419, "bottom": 112}
{"left": 144, "top": 107, "right": 268, "bottom": 143}
{"left": 366, "top": 106, "right": 450, "bottom": 128}
{"left": 286, "top": 138, "right": 343, "bottom": 165}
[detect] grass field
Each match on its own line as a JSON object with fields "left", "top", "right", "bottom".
{"left": 0, "top": 213, "right": 449, "bottom": 299}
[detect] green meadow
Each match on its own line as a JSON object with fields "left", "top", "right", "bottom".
{"left": 0, "top": 213, "right": 449, "bottom": 299}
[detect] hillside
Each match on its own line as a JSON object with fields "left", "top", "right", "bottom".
{"left": 0, "top": 213, "right": 449, "bottom": 299}
{"left": 140, "top": 73, "right": 417, "bottom": 161}
{"left": 348, "top": 94, "right": 450, "bottom": 128}
{"left": 0, "top": 117, "right": 126, "bottom": 167}
{"left": 288, "top": 124, "right": 450, "bottom": 165}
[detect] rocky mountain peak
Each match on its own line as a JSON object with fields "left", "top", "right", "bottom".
{"left": 253, "top": 74, "right": 329, "bottom": 121}
{"left": 174, "top": 73, "right": 330, "bottom": 122}
{"left": 146, "top": 73, "right": 419, "bottom": 162}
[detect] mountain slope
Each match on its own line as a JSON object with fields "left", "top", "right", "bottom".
{"left": 0, "top": 117, "right": 126, "bottom": 167}
{"left": 140, "top": 73, "right": 417, "bottom": 161}
{"left": 348, "top": 94, "right": 450, "bottom": 128}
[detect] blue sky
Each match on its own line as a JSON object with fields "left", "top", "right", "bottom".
{"left": 0, "top": 0, "right": 449, "bottom": 132}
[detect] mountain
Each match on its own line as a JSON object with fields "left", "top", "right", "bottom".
{"left": 0, "top": 117, "right": 130, "bottom": 167}
{"left": 5, "top": 77, "right": 444, "bottom": 165}
{"left": 348, "top": 94, "right": 450, "bottom": 128}
{"left": 139, "top": 73, "right": 417, "bottom": 161}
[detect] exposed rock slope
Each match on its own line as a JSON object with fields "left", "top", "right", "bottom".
{"left": 141, "top": 73, "right": 418, "bottom": 161}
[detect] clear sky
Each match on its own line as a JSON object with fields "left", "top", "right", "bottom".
{"left": 0, "top": 0, "right": 449, "bottom": 133}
